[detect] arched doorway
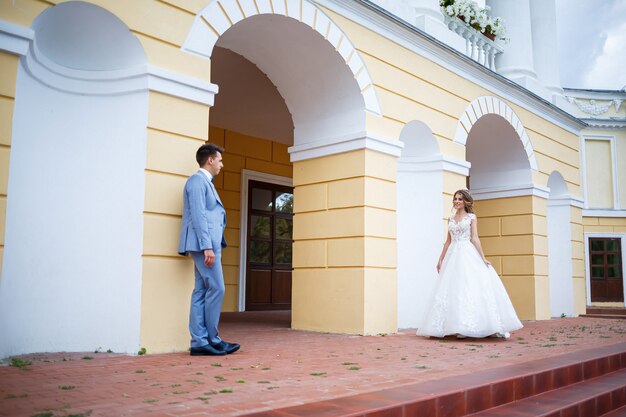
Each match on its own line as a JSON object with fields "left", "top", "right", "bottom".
{"left": 457, "top": 97, "right": 547, "bottom": 320}
{"left": 547, "top": 171, "right": 574, "bottom": 317}
{"left": 184, "top": 0, "right": 398, "bottom": 334}
{"left": 0, "top": 1, "right": 148, "bottom": 356}
{"left": 397, "top": 121, "right": 442, "bottom": 328}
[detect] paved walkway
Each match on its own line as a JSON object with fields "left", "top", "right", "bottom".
{"left": 1, "top": 312, "right": 625, "bottom": 417}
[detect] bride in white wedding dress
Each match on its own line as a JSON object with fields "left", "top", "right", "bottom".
{"left": 416, "top": 189, "right": 523, "bottom": 339}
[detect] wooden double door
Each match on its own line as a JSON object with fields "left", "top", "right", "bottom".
{"left": 245, "top": 180, "right": 293, "bottom": 311}
{"left": 589, "top": 237, "right": 624, "bottom": 302}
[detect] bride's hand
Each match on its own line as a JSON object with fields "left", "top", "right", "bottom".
{"left": 483, "top": 259, "right": 492, "bottom": 267}
{"left": 436, "top": 261, "right": 442, "bottom": 273}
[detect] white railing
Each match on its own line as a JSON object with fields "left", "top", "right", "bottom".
{"left": 443, "top": 15, "right": 503, "bottom": 71}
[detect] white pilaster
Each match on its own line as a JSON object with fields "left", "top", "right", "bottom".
{"left": 487, "top": 0, "right": 538, "bottom": 87}
{"left": 529, "top": 0, "right": 571, "bottom": 110}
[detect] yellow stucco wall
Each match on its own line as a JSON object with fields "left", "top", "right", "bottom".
{"left": 473, "top": 196, "right": 549, "bottom": 320}
{"left": 292, "top": 149, "right": 398, "bottom": 335}
{"left": 141, "top": 120, "right": 292, "bottom": 352}
{"left": 0, "top": 51, "right": 18, "bottom": 282}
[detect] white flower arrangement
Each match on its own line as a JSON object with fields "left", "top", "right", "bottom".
{"left": 440, "top": 0, "right": 508, "bottom": 42}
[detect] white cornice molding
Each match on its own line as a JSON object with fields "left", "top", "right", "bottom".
{"left": 398, "top": 154, "right": 470, "bottom": 175}
{"left": 0, "top": 19, "right": 34, "bottom": 56}
{"left": 583, "top": 209, "right": 626, "bottom": 218}
{"left": 581, "top": 119, "right": 626, "bottom": 129}
{"left": 15, "top": 27, "right": 217, "bottom": 104}
{"left": 315, "top": 0, "right": 586, "bottom": 135}
{"left": 470, "top": 184, "right": 551, "bottom": 200}
{"left": 564, "top": 88, "right": 626, "bottom": 101}
{"left": 288, "top": 131, "right": 404, "bottom": 161}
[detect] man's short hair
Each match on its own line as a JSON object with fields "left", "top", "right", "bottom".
{"left": 196, "top": 143, "right": 224, "bottom": 167}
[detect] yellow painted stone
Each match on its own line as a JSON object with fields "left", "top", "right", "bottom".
{"left": 570, "top": 223, "right": 583, "bottom": 241}
{"left": 486, "top": 256, "right": 502, "bottom": 274}
{"left": 223, "top": 265, "right": 239, "bottom": 285}
{"left": 501, "top": 215, "right": 535, "bottom": 236}
{"left": 477, "top": 217, "right": 500, "bottom": 237}
{"left": 148, "top": 92, "right": 209, "bottom": 140}
{"left": 0, "top": 196, "right": 5, "bottom": 245}
{"left": 364, "top": 178, "right": 396, "bottom": 211}
{"left": 292, "top": 240, "right": 326, "bottom": 268}
{"left": 534, "top": 274, "right": 551, "bottom": 320}
{"left": 0, "top": 147, "right": 10, "bottom": 196}
{"left": 222, "top": 246, "right": 239, "bottom": 267}
{"left": 223, "top": 153, "right": 245, "bottom": 173}
{"left": 583, "top": 225, "right": 614, "bottom": 233}
{"left": 571, "top": 241, "right": 585, "bottom": 261}
{"left": 500, "top": 275, "right": 535, "bottom": 320}
{"left": 226, "top": 130, "right": 273, "bottom": 161}
{"left": 208, "top": 125, "right": 225, "bottom": 147}
{"left": 245, "top": 158, "right": 292, "bottom": 178}
{"left": 364, "top": 150, "right": 398, "bottom": 182}
{"left": 582, "top": 217, "right": 600, "bottom": 226}
{"left": 364, "top": 207, "right": 397, "bottom": 239}
{"left": 294, "top": 183, "right": 327, "bottom": 213}
{"left": 572, "top": 277, "right": 587, "bottom": 316}
{"left": 327, "top": 237, "right": 395, "bottom": 268}
{"left": 328, "top": 178, "right": 365, "bottom": 209}
{"left": 226, "top": 209, "right": 240, "bottom": 227}
{"left": 146, "top": 128, "right": 201, "bottom": 176}
{"left": 222, "top": 284, "right": 239, "bottom": 312}
{"left": 294, "top": 208, "right": 364, "bottom": 240}
{"left": 481, "top": 235, "right": 534, "bottom": 256}
{"left": 363, "top": 268, "right": 397, "bottom": 334}
{"left": 527, "top": 130, "right": 580, "bottom": 170}
{"left": 0, "top": 52, "right": 18, "bottom": 98}
{"left": 0, "top": 97, "right": 14, "bottom": 146}
{"left": 219, "top": 189, "right": 240, "bottom": 210}
{"left": 292, "top": 268, "right": 365, "bottom": 334}
{"left": 144, "top": 171, "right": 185, "bottom": 216}
{"left": 474, "top": 196, "right": 534, "bottom": 217}
{"left": 140, "top": 256, "right": 193, "bottom": 353}
{"left": 0, "top": 0, "right": 50, "bottom": 26}
{"left": 224, "top": 228, "right": 240, "bottom": 248}
{"left": 572, "top": 259, "right": 585, "bottom": 279}
{"left": 272, "top": 142, "right": 291, "bottom": 165}
{"left": 143, "top": 213, "right": 181, "bottom": 256}
{"left": 222, "top": 171, "right": 241, "bottom": 192}
{"left": 293, "top": 150, "right": 365, "bottom": 185}
{"left": 365, "top": 112, "right": 403, "bottom": 141}
{"left": 135, "top": 33, "right": 211, "bottom": 80}
{"left": 503, "top": 255, "right": 539, "bottom": 276}
{"left": 599, "top": 217, "right": 626, "bottom": 226}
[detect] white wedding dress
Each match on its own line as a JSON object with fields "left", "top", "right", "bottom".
{"left": 416, "top": 213, "right": 523, "bottom": 338}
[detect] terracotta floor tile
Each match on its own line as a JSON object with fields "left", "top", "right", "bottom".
{"left": 1, "top": 313, "right": 625, "bottom": 417}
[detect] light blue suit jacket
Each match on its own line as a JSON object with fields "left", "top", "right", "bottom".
{"left": 178, "top": 171, "right": 227, "bottom": 255}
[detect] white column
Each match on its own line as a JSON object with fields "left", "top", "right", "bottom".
{"left": 487, "top": 0, "right": 537, "bottom": 85}
{"left": 530, "top": 0, "right": 568, "bottom": 106}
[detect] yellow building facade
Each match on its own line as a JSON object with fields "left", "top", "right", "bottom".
{"left": 0, "top": 0, "right": 621, "bottom": 356}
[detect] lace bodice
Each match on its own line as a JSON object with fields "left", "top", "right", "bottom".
{"left": 448, "top": 213, "right": 475, "bottom": 242}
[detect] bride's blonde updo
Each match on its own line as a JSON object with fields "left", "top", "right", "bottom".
{"left": 454, "top": 189, "right": 474, "bottom": 213}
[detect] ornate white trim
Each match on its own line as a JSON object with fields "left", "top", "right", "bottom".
{"left": 443, "top": 15, "right": 503, "bottom": 71}
{"left": 570, "top": 98, "right": 613, "bottom": 116}
{"left": 454, "top": 96, "right": 539, "bottom": 171}
{"left": 581, "top": 119, "right": 626, "bottom": 129}
{"left": 471, "top": 184, "right": 550, "bottom": 200}
{"left": 288, "top": 131, "right": 404, "bottom": 161}
{"left": 0, "top": 19, "right": 34, "bottom": 56}
{"left": 397, "top": 154, "right": 470, "bottom": 175}
{"left": 238, "top": 169, "right": 293, "bottom": 311}
{"left": 183, "top": 0, "right": 381, "bottom": 115}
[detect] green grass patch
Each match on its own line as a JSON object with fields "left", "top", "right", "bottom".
{"left": 10, "top": 358, "right": 32, "bottom": 368}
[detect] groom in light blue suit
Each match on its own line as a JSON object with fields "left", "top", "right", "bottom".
{"left": 178, "top": 143, "right": 240, "bottom": 356}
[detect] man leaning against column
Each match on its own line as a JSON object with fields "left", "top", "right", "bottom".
{"left": 178, "top": 143, "right": 240, "bottom": 356}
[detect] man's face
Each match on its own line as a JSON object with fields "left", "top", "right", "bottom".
{"left": 206, "top": 152, "right": 223, "bottom": 176}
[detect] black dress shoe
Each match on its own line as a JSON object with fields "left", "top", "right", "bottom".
{"left": 211, "top": 340, "right": 240, "bottom": 354}
{"left": 190, "top": 344, "right": 226, "bottom": 356}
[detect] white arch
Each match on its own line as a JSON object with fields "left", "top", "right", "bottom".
{"left": 0, "top": 1, "right": 148, "bottom": 357}
{"left": 547, "top": 171, "right": 574, "bottom": 317}
{"left": 454, "top": 96, "right": 538, "bottom": 171}
{"left": 397, "top": 121, "right": 442, "bottom": 328}
{"left": 182, "top": 0, "right": 381, "bottom": 115}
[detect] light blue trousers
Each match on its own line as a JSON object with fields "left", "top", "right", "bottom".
{"left": 189, "top": 250, "right": 225, "bottom": 348}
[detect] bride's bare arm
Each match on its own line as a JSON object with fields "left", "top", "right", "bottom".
{"left": 470, "top": 217, "right": 491, "bottom": 267}
{"left": 436, "top": 231, "right": 452, "bottom": 273}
